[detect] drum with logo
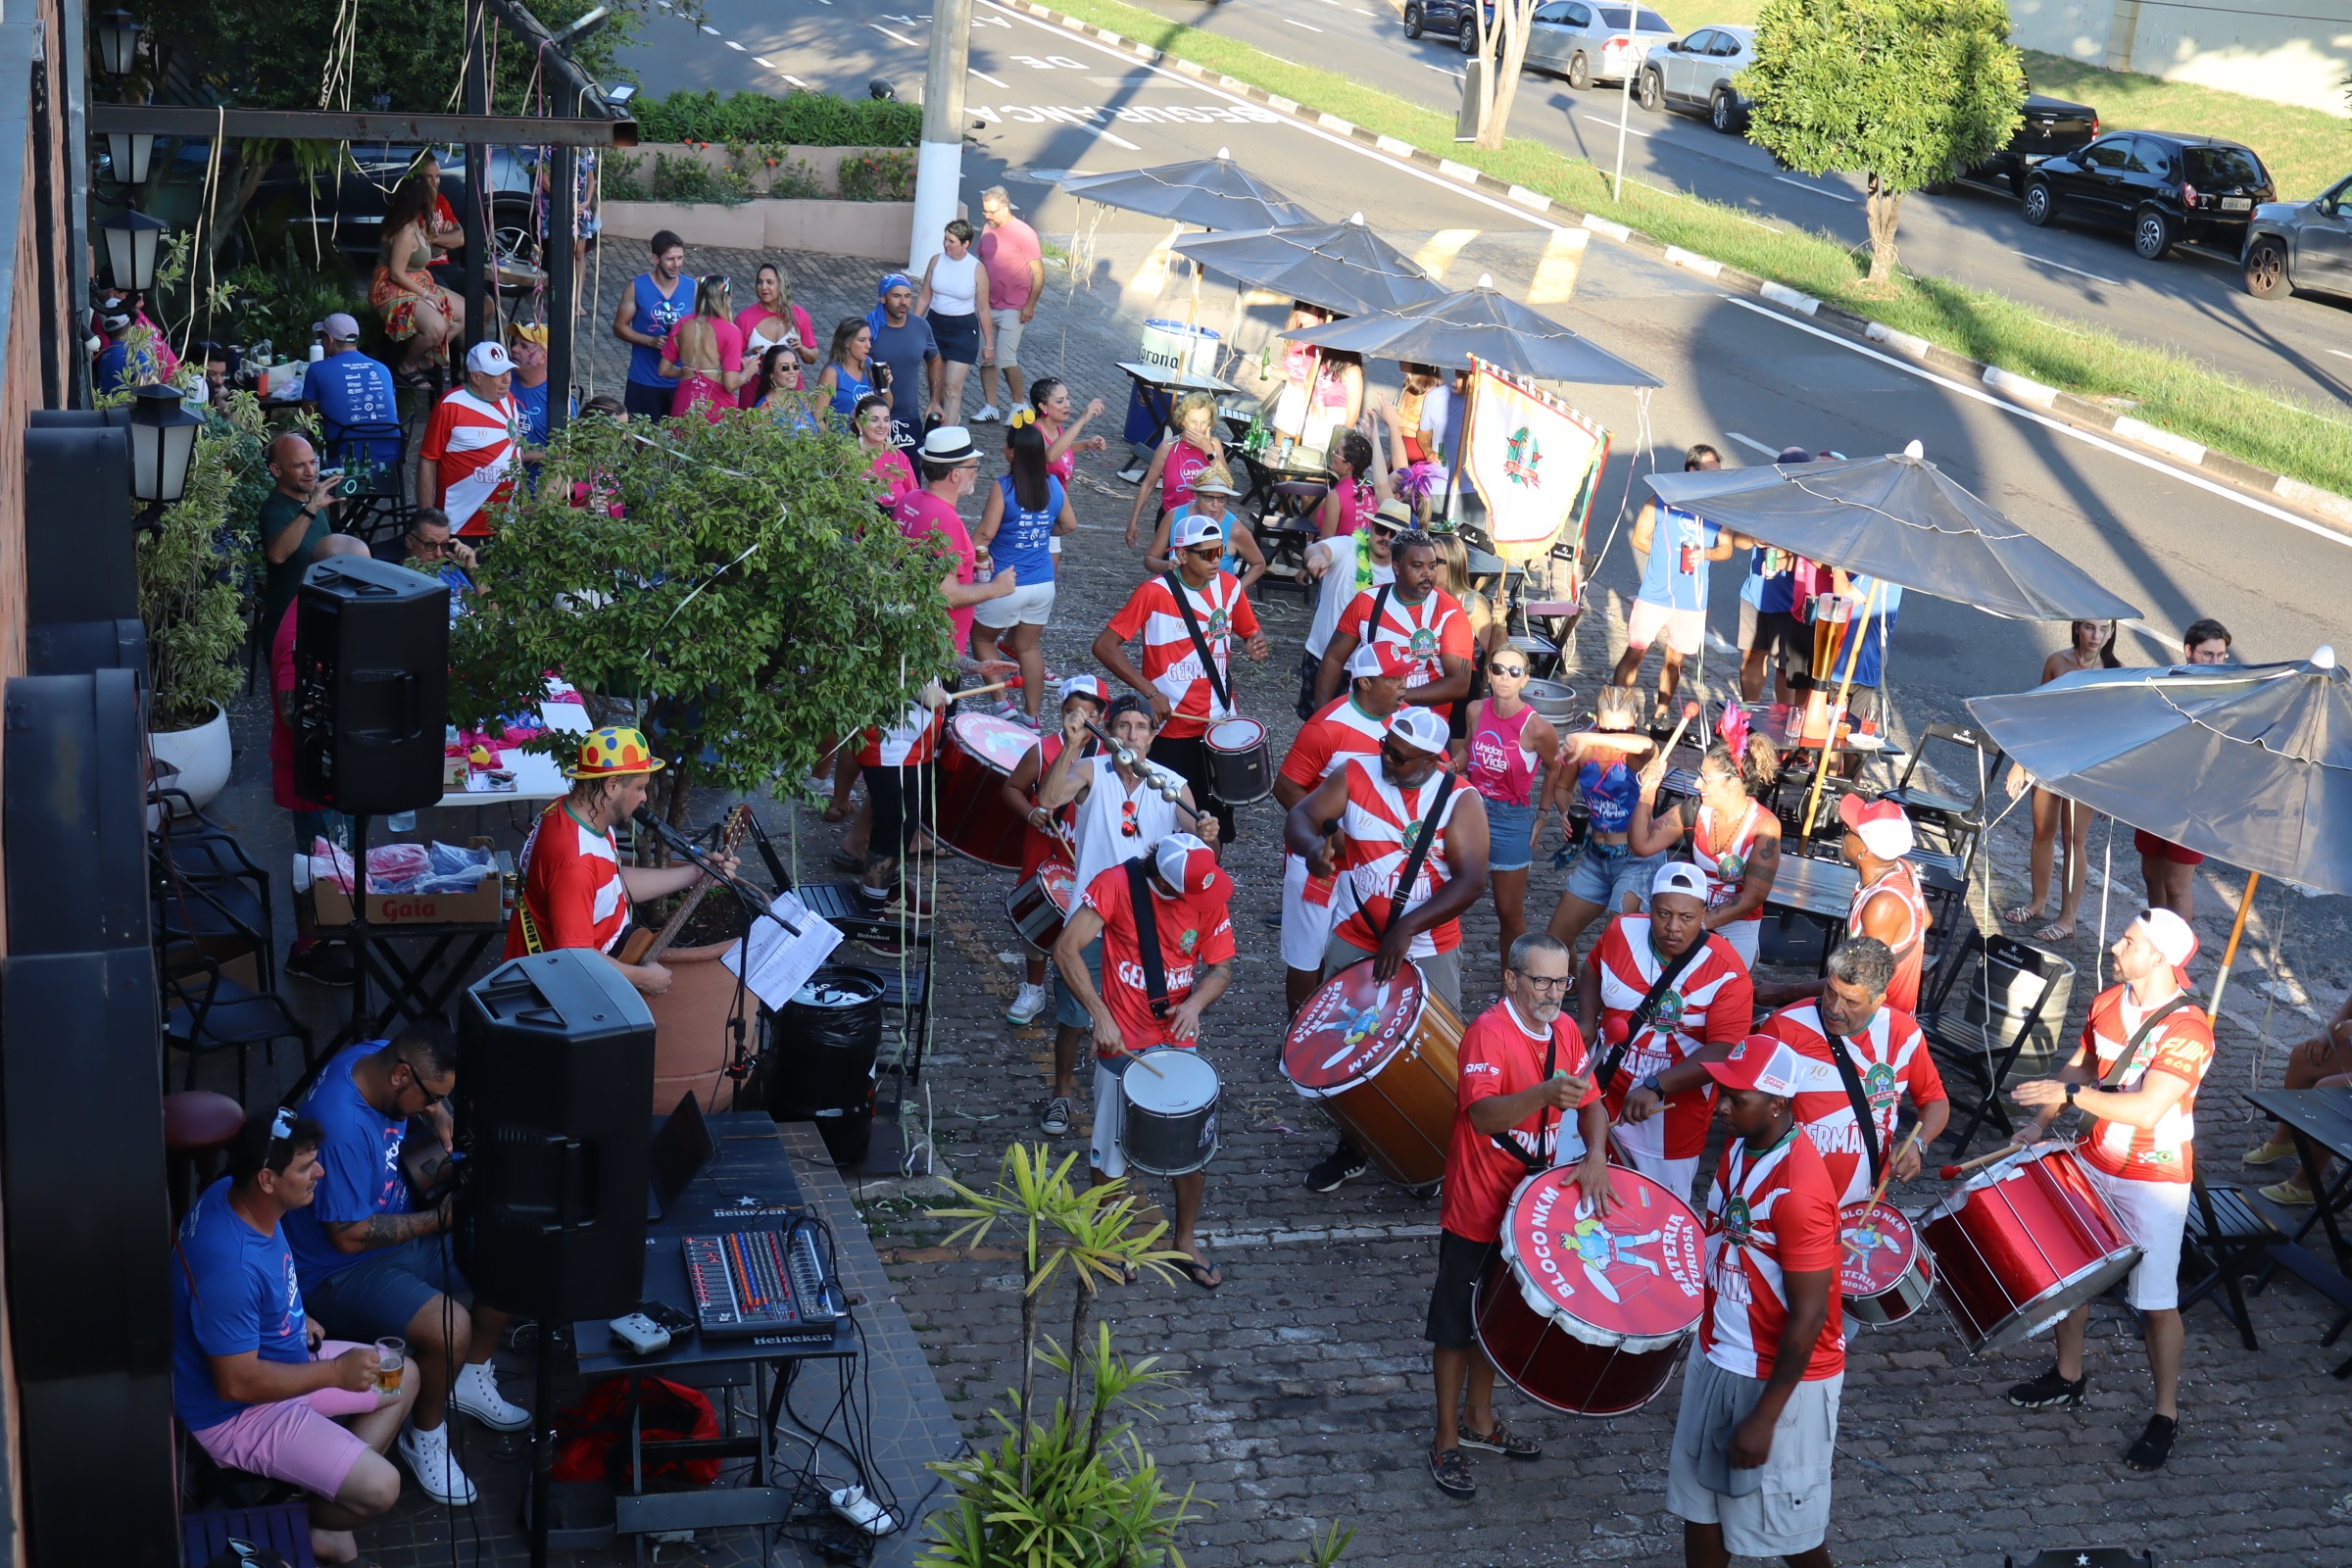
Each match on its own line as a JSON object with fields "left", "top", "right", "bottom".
{"left": 936, "top": 713, "right": 1036, "bottom": 869}
{"left": 1474, "top": 1164, "right": 1706, "bottom": 1415}
{"left": 1117, "top": 1047, "right": 1220, "bottom": 1176}
{"left": 1280, "top": 958, "right": 1462, "bottom": 1187}
{"left": 1919, "top": 1142, "right": 2140, "bottom": 1356}
{"left": 1838, "top": 1200, "right": 1935, "bottom": 1326}
{"left": 1004, "top": 860, "right": 1077, "bottom": 951}
{"left": 1204, "top": 717, "right": 1272, "bottom": 806}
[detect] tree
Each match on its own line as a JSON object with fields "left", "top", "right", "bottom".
{"left": 1467, "top": 2, "right": 1542, "bottom": 153}
{"left": 1742, "top": 0, "right": 2023, "bottom": 287}
{"left": 446, "top": 406, "right": 955, "bottom": 823}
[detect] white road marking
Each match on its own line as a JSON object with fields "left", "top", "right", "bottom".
{"left": 1098, "top": 125, "right": 1144, "bottom": 151}
{"left": 2328, "top": 350, "right": 2352, "bottom": 363}
{"left": 725, "top": 40, "right": 745, "bottom": 50}
{"left": 700, "top": 23, "right": 721, "bottom": 33}
{"left": 869, "top": 23, "right": 921, "bottom": 46}
{"left": 752, "top": 55, "right": 774, "bottom": 66}
{"left": 1284, "top": 17, "right": 1325, "bottom": 30}
{"left": 2012, "top": 250, "right": 2121, "bottom": 286}
{"left": 1774, "top": 174, "right": 1855, "bottom": 203}
{"left": 1723, "top": 430, "right": 1779, "bottom": 458}
{"left": 983, "top": 0, "right": 2345, "bottom": 543}
{"left": 786, "top": 74, "right": 810, "bottom": 86}
{"left": 971, "top": 68, "right": 1010, "bottom": 88}
{"left": 1579, "top": 113, "right": 1650, "bottom": 139}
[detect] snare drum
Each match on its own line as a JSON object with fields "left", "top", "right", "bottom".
{"left": 1920, "top": 1143, "right": 2141, "bottom": 1356}
{"left": 1204, "top": 717, "right": 1272, "bottom": 806}
{"left": 937, "top": 713, "right": 1036, "bottom": 869}
{"left": 1005, "top": 860, "right": 1077, "bottom": 951}
{"left": 1838, "top": 1200, "right": 1936, "bottom": 1326}
{"left": 1281, "top": 959, "right": 1461, "bottom": 1187}
{"left": 1117, "top": 1048, "right": 1220, "bottom": 1177}
{"left": 1474, "top": 1164, "right": 1706, "bottom": 1415}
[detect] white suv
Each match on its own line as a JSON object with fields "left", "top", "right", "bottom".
{"left": 1637, "top": 25, "right": 1755, "bottom": 133}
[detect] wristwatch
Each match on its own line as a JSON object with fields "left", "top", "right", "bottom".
{"left": 1639, "top": 1073, "right": 1664, "bottom": 1098}
{"left": 2065, "top": 1083, "right": 2081, "bottom": 1105}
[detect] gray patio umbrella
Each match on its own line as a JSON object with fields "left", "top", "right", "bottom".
{"left": 1645, "top": 446, "right": 2140, "bottom": 623}
{"left": 1966, "top": 649, "right": 2352, "bottom": 1014}
{"left": 1057, "top": 147, "right": 1316, "bottom": 230}
{"left": 1171, "top": 212, "right": 1449, "bottom": 318}
{"left": 1279, "top": 274, "right": 1662, "bottom": 386}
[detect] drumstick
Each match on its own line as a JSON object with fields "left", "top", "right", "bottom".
{"left": 1120, "top": 1047, "right": 1167, "bottom": 1077}
{"left": 1658, "top": 699, "right": 1704, "bottom": 759}
{"left": 956, "top": 678, "right": 1018, "bottom": 701}
{"left": 1937, "top": 1142, "right": 2036, "bottom": 1181}
{"left": 1866, "top": 1127, "right": 1921, "bottom": 1210}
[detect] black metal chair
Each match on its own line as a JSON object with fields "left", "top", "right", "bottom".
{"left": 2180, "top": 1174, "right": 2281, "bottom": 1350}
{"left": 1919, "top": 931, "right": 2073, "bottom": 1156}
{"left": 320, "top": 421, "right": 411, "bottom": 547}
{"left": 1885, "top": 721, "right": 2005, "bottom": 874}
{"left": 1250, "top": 516, "right": 1319, "bottom": 607}
{"left": 155, "top": 863, "right": 279, "bottom": 995}
{"left": 151, "top": 801, "right": 273, "bottom": 946}
{"left": 160, "top": 947, "right": 315, "bottom": 1105}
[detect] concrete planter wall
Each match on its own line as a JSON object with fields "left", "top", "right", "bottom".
{"left": 602, "top": 197, "right": 919, "bottom": 261}
{"left": 619, "top": 142, "right": 902, "bottom": 197}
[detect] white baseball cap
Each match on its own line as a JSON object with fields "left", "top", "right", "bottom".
{"left": 1387, "top": 707, "right": 1448, "bottom": 755}
{"left": 1171, "top": 513, "right": 1225, "bottom": 550}
{"left": 2131, "top": 906, "right": 2199, "bottom": 966}
{"left": 466, "top": 341, "right": 514, "bottom": 375}
{"left": 1651, "top": 861, "right": 1710, "bottom": 903}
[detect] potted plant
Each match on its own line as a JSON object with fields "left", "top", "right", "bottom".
{"left": 139, "top": 391, "right": 268, "bottom": 809}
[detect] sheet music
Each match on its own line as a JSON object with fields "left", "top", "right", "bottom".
{"left": 719, "top": 893, "right": 843, "bottom": 1011}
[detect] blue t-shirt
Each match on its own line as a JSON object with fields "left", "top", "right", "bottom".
{"left": 512, "top": 378, "right": 575, "bottom": 447}
{"left": 172, "top": 1177, "right": 311, "bottom": 1433}
{"left": 1741, "top": 542, "right": 1798, "bottom": 613}
{"left": 827, "top": 365, "right": 874, "bottom": 425}
{"left": 1821, "top": 577, "right": 1903, "bottom": 688}
{"left": 284, "top": 1042, "right": 413, "bottom": 1289}
{"left": 867, "top": 314, "right": 939, "bottom": 431}
{"left": 994, "top": 473, "right": 1064, "bottom": 586}
{"left": 304, "top": 351, "right": 402, "bottom": 473}
{"left": 1579, "top": 757, "right": 1641, "bottom": 833}
{"left": 628, "top": 273, "right": 692, "bottom": 387}
{"left": 1637, "top": 505, "right": 1719, "bottom": 613}
{"left": 1163, "top": 502, "right": 1241, "bottom": 577}
{"left": 96, "top": 341, "right": 135, "bottom": 395}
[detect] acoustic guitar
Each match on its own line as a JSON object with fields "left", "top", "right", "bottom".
{"left": 616, "top": 804, "right": 752, "bottom": 966}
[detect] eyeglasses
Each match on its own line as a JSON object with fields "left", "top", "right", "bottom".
{"left": 1511, "top": 971, "right": 1573, "bottom": 992}
{"left": 397, "top": 1058, "right": 446, "bottom": 1109}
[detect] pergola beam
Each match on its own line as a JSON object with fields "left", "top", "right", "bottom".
{"left": 85, "top": 104, "right": 637, "bottom": 146}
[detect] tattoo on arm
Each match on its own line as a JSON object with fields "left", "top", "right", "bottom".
{"left": 331, "top": 1207, "right": 442, "bottom": 1250}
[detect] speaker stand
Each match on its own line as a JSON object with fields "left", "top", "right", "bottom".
{"left": 338, "top": 810, "right": 379, "bottom": 1048}
{"left": 529, "top": 1328, "right": 556, "bottom": 1568}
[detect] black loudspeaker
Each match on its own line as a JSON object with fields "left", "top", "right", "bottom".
{"left": 24, "top": 421, "right": 133, "bottom": 626}
{"left": 460, "top": 950, "right": 656, "bottom": 1322}
{"left": 5, "top": 669, "right": 151, "bottom": 954}
{"left": 292, "top": 557, "right": 450, "bottom": 815}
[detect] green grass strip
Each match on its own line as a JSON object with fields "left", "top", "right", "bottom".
{"left": 1043, "top": 0, "right": 2352, "bottom": 499}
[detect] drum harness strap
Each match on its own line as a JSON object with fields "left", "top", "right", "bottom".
{"left": 1161, "top": 572, "right": 1232, "bottom": 716}
{"left": 2094, "top": 994, "right": 2203, "bottom": 1093}
{"left": 1824, "top": 1026, "right": 1887, "bottom": 1194}
{"left": 1382, "top": 773, "right": 1458, "bottom": 940}
{"left": 1491, "top": 1022, "right": 1562, "bottom": 1174}
{"left": 1593, "top": 936, "right": 1710, "bottom": 1096}
{"left": 1124, "top": 858, "right": 1174, "bottom": 1021}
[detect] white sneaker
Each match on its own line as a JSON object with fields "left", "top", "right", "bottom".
{"left": 452, "top": 1360, "right": 530, "bottom": 1432}
{"left": 1005, "top": 982, "right": 1050, "bottom": 1024}
{"left": 398, "top": 1423, "right": 479, "bottom": 1506}
{"left": 974, "top": 404, "right": 1003, "bottom": 422}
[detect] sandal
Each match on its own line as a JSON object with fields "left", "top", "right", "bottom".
{"left": 2033, "top": 919, "right": 2076, "bottom": 944}
{"left": 2002, "top": 904, "right": 2046, "bottom": 926}
{"left": 821, "top": 802, "right": 855, "bottom": 824}
{"left": 2124, "top": 1413, "right": 2177, "bottom": 1471}
{"left": 1175, "top": 1254, "right": 1223, "bottom": 1292}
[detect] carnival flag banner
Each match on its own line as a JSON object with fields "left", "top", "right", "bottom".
{"left": 1461, "top": 357, "right": 1609, "bottom": 561}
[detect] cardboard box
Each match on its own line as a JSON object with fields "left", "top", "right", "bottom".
{"left": 310, "top": 836, "right": 513, "bottom": 928}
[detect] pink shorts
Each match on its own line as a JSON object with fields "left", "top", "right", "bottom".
{"left": 1625, "top": 599, "right": 1704, "bottom": 658}
{"left": 192, "top": 1342, "right": 382, "bottom": 1499}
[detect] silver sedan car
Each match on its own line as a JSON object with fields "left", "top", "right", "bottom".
{"left": 1519, "top": 0, "right": 1678, "bottom": 89}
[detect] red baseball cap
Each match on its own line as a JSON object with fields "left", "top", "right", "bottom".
{"left": 1153, "top": 833, "right": 1219, "bottom": 896}
{"left": 1703, "top": 1034, "right": 1805, "bottom": 1097}
{"left": 1838, "top": 793, "right": 1915, "bottom": 858}
{"left": 1346, "top": 642, "right": 1415, "bottom": 680}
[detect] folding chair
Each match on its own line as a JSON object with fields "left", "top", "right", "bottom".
{"left": 1885, "top": 721, "right": 2005, "bottom": 874}
{"left": 2180, "top": 1173, "right": 2281, "bottom": 1350}
{"left": 1920, "top": 932, "right": 2074, "bottom": 1156}
{"left": 155, "top": 862, "right": 279, "bottom": 994}
{"left": 320, "top": 420, "right": 411, "bottom": 547}
{"left": 160, "top": 948, "right": 316, "bottom": 1106}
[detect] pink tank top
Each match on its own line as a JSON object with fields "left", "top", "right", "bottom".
{"left": 1467, "top": 701, "right": 1542, "bottom": 808}
{"left": 1042, "top": 418, "right": 1076, "bottom": 483}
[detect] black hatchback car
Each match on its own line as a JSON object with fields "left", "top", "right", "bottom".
{"left": 2020, "top": 131, "right": 2275, "bottom": 260}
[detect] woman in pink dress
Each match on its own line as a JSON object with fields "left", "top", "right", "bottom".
{"left": 734, "top": 262, "right": 816, "bottom": 407}
{"left": 1466, "top": 648, "right": 1564, "bottom": 978}
{"left": 660, "top": 274, "right": 746, "bottom": 423}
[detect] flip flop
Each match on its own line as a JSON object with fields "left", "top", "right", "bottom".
{"left": 1176, "top": 1255, "right": 1223, "bottom": 1292}
{"left": 2001, "top": 905, "right": 2044, "bottom": 925}
{"left": 2033, "top": 920, "right": 2076, "bottom": 944}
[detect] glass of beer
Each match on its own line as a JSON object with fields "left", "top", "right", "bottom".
{"left": 374, "top": 1337, "right": 407, "bottom": 1394}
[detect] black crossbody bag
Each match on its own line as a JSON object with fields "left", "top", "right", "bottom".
{"left": 1492, "top": 1027, "right": 1562, "bottom": 1173}
{"left": 2095, "top": 995, "right": 2202, "bottom": 1091}
{"left": 1382, "top": 773, "right": 1458, "bottom": 938}
{"left": 1592, "top": 937, "right": 1711, "bottom": 1096}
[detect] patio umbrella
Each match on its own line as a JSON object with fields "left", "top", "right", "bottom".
{"left": 1171, "top": 212, "right": 1449, "bottom": 318}
{"left": 1966, "top": 648, "right": 2352, "bottom": 1015}
{"left": 1057, "top": 147, "right": 1316, "bottom": 231}
{"left": 1645, "top": 446, "right": 2141, "bottom": 624}
{"left": 1279, "top": 274, "right": 1662, "bottom": 387}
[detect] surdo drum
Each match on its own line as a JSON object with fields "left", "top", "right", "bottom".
{"left": 936, "top": 713, "right": 1035, "bottom": 869}
{"left": 1004, "top": 860, "right": 1077, "bottom": 951}
{"left": 1281, "top": 958, "right": 1462, "bottom": 1187}
{"left": 1920, "top": 1143, "right": 2141, "bottom": 1356}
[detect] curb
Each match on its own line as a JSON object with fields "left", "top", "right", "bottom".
{"left": 1007, "top": 1, "right": 2352, "bottom": 538}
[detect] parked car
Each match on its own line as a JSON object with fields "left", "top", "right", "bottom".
{"left": 2241, "top": 174, "right": 2352, "bottom": 300}
{"left": 1400, "top": 0, "right": 1496, "bottom": 56}
{"left": 1968, "top": 90, "right": 2100, "bottom": 194}
{"left": 1521, "top": 1, "right": 1678, "bottom": 89}
{"left": 1635, "top": 26, "right": 1754, "bottom": 132}
{"left": 2020, "top": 132, "right": 2275, "bottom": 260}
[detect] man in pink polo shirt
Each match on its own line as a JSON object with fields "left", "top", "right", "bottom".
{"left": 973, "top": 187, "right": 1045, "bottom": 422}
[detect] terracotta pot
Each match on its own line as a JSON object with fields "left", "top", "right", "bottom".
{"left": 644, "top": 941, "right": 744, "bottom": 1115}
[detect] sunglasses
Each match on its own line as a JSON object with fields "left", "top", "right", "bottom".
{"left": 264, "top": 1103, "right": 298, "bottom": 1159}
{"left": 1120, "top": 799, "right": 1141, "bottom": 838}
{"left": 1186, "top": 544, "right": 1222, "bottom": 559}
{"left": 1489, "top": 662, "right": 1528, "bottom": 677}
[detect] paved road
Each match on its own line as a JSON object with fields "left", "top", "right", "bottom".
{"left": 617, "top": 0, "right": 2352, "bottom": 414}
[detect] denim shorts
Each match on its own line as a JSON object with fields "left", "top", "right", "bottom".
{"left": 301, "top": 1235, "right": 472, "bottom": 1343}
{"left": 1562, "top": 842, "right": 1667, "bottom": 912}
{"left": 1484, "top": 798, "right": 1540, "bottom": 872}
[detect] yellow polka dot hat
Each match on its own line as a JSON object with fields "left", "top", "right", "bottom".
{"left": 566, "top": 725, "right": 666, "bottom": 778}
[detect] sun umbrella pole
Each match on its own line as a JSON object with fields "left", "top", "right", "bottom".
{"left": 1798, "top": 576, "right": 1880, "bottom": 850}
{"left": 1439, "top": 368, "right": 1475, "bottom": 526}
{"left": 2207, "top": 871, "right": 2261, "bottom": 1024}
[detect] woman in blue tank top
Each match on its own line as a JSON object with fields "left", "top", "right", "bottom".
{"left": 971, "top": 414, "right": 1074, "bottom": 728}
{"left": 816, "top": 317, "right": 876, "bottom": 426}
{"left": 1544, "top": 685, "right": 1669, "bottom": 952}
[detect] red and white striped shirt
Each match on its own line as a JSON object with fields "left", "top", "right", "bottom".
{"left": 418, "top": 386, "right": 521, "bottom": 535}
{"left": 504, "top": 802, "right": 627, "bottom": 959}
{"left": 1105, "top": 571, "right": 1261, "bottom": 741}
{"left": 1768, "top": 1002, "right": 1947, "bottom": 1205}
{"left": 2074, "top": 982, "right": 2214, "bottom": 1185}
{"left": 1278, "top": 696, "right": 1389, "bottom": 789}
{"left": 1592, "top": 918, "right": 1754, "bottom": 1159}
{"left": 1850, "top": 859, "right": 1930, "bottom": 1011}
{"left": 1335, "top": 585, "right": 1473, "bottom": 699}
{"left": 858, "top": 703, "right": 942, "bottom": 768}
{"left": 1331, "top": 759, "right": 1473, "bottom": 957}
{"left": 1700, "top": 1127, "right": 1844, "bottom": 1381}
